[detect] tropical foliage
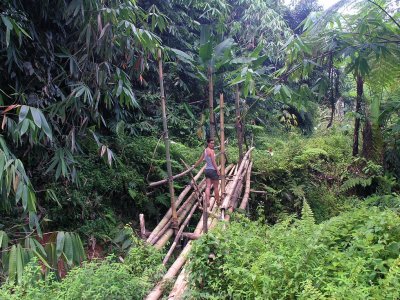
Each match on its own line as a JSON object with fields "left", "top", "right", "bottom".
{"left": 0, "top": 0, "right": 399, "bottom": 298}
{"left": 187, "top": 201, "right": 400, "bottom": 299}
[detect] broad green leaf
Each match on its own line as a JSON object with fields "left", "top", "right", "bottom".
{"left": 20, "top": 119, "right": 29, "bottom": 136}
{"left": 169, "top": 48, "right": 193, "bottom": 62}
{"left": 1, "top": 16, "right": 13, "bottom": 30}
{"left": 27, "top": 187, "right": 37, "bottom": 212}
{"left": 16, "top": 245, "right": 23, "bottom": 284}
{"left": 199, "top": 42, "right": 212, "bottom": 63}
{"left": 183, "top": 103, "right": 195, "bottom": 120}
{"left": 30, "top": 108, "right": 42, "bottom": 128}
{"left": 8, "top": 245, "right": 17, "bottom": 282}
{"left": 213, "top": 38, "right": 234, "bottom": 60}
{"left": 281, "top": 85, "right": 292, "bottom": 98}
{"left": 22, "top": 185, "right": 28, "bottom": 210}
{"left": 200, "top": 24, "right": 211, "bottom": 46}
{"left": 33, "top": 249, "right": 51, "bottom": 269}
{"left": 40, "top": 113, "right": 52, "bottom": 139}
{"left": 63, "top": 232, "right": 73, "bottom": 266}
{"left": 229, "top": 76, "right": 246, "bottom": 86}
{"left": 122, "top": 239, "right": 132, "bottom": 250}
{"left": 0, "top": 230, "right": 9, "bottom": 249}
{"left": 56, "top": 232, "right": 65, "bottom": 258}
{"left": 19, "top": 106, "right": 29, "bottom": 122}
{"left": 231, "top": 57, "right": 256, "bottom": 64}
{"left": 0, "top": 153, "right": 5, "bottom": 180}
{"left": 32, "top": 239, "right": 46, "bottom": 257}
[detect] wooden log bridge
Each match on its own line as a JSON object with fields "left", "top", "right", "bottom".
{"left": 144, "top": 147, "right": 254, "bottom": 300}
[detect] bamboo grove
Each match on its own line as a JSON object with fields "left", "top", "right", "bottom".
{"left": 0, "top": 0, "right": 399, "bottom": 293}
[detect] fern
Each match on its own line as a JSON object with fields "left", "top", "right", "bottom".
{"left": 340, "top": 177, "right": 372, "bottom": 192}
{"left": 299, "top": 280, "right": 326, "bottom": 300}
{"left": 301, "top": 200, "right": 315, "bottom": 224}
{"left": 373, "top": 256, "right": 400, "bottom": 299}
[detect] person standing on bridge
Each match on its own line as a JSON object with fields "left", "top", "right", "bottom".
{"left": 192, "top": 138, "right": 220, "bottom": 207}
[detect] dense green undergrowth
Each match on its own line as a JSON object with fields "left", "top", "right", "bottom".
{"left": 0, "top": 237, "right": 164, "bottom": 300}
{"left": 186, "top": 200, "right": 400, "bottom": 299}
{"left": 251, "top": 128, "right": 398, "bottom": 223}
{"left": 42, "top": 134, "right": 201, "bottom": 243}
{"left": 1, "top": 130, "right": 399, "bottom": 298}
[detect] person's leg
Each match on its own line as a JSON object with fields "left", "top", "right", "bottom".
{"left": 205, "top": 178, "right": 212, "bottom": 207}
{"left": 212, "top": 179, "right": 220, "bottom": 206}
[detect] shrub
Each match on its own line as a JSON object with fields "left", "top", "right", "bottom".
{"left": 187, "top": 203, "right": 400, "bottom": 299}
{"left": 0, "top": 239, "right": 164, "bottom": 300}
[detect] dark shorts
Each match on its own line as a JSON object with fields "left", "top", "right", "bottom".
{"left": 205, "top": 169, "right": 219, "bottom": 180}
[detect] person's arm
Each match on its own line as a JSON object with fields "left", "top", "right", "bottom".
{"left": 192, "top": 151, "right": 204, "bottom": 169}
{"left": 210, "top": 150, "right": 220, "bottom": 176}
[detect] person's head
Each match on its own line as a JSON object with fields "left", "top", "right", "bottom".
{"left": 207, "top": 138, "right": 215, "bottom": 149}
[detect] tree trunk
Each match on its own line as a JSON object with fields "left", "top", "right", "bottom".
{"left": 219, "top": 93, "right": 226, "bottom": 202}
{"left": 362, "top": 118, "right": 373, "bottom": 160}
{"left": 208, "top": 66, "right": 215, "bottom": 139}
{"left": 327, "top": 55, "right": 335, "bottom": 128}
{"left": 235, "top": 85, "right": 244, "bottom": 163}
{"left": 158, "top": 49, "right": 178, "bottom": 230}
{"left": 353, "top": 74, "right": 363, "bottom": 156}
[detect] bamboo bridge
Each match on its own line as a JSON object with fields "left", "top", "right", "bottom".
{"left": 141, "top": 49, "right": 254, "bottom": 299}
{"left": 141, "top": 148, "right": 253, "bottom": 300}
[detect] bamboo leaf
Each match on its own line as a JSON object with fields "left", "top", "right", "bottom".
{"left": 16, "top": 245, "right": 23, "bottom": 284}
{"left": 19, "top": 106, "right": 29, "bottom": 122}
{"left": 0, "top": 230, "right": 9, "bottom": 249}
{"left": 27, "top": 187, "right": 37, "bottom": 212}
{"left": 20, "top": 119, "right": 29, "bottom": 136}
{"left": 56, "top": 231, "right": 65, "bottom": 259}
{"left": 30, "top": 108, "right": 42, "bottom": 128}
{"left": 63, "top": 232, "right": 73, "bottom": 266}
{"left": 8, "top": 245, "right": 17, "bottom": 283}
{"left": 40, "top": 113, "right": 52, "bottom": 139}
{"left": 22, "top": 184, "right": 28, "bottom": 210}
{"left": 33, "top": 249, "right": 51, "bottom": 269}
{"left": 169, "top": 48, "right": 193, "bottom": 62}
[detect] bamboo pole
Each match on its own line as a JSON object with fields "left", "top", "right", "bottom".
{"left": 149, "top": 183, "right": 204, "bottom": 245}
{"left": 153, "top": 186, "right": 204, "bottom": 249}
{"left": 158, "top": 49, "right": 178, "bottom": 230}
{"left": 145, "top": 241, "right": 194, "bottom": 300}
{"left": 153, "top": 176, "right": 207, "bottom": 247}
{"left": 221, "top": 148, "right": 254, "bottom": 210}
{"left": 239, "top": 161, "right": 253, "bottom": 210}
{"left": 163, "top": 203, "right": 199, "bottom": 265}
{"left": 180, "top": 159, "right": 203, "bottom": 208}
{"left": 147, "top": 166, "right": 205, "bottom": 243}
{"left": 219, "top": 93, "right": 226, "bottom": 205}
{"left": 181, "top": 232, "right": 201, "bottom": 240}
{"left": 235, "top": 84, "right": 244, "bottom": 164}
{"left": 140, "top": 214, "right": 146, "bottom": 239}
{"left": 230, "top": 161, "right": 249, "bottom": 211}
{"left": 208, "top": 66, "right": 215, "bottom": 139}
{"left": 202, "top": 194, "right": 208, "bottom": 234}
{"left": 149, "top": 197, "right": 194, "bottom": 246}
{"left": 168, "top": 267, "right": 188, "bottom": 300}
{"left": 149, "top": 166, "right": 197, "bottom": 188}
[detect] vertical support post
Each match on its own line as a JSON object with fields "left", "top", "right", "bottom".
{"left": 158, "top": 49, "right": 178, "bottom": 231}
{"left": 202, "top": 196, "right": 208, "bottom": 234}
{"left": 235, "top": 84, "right": 244, "bottom": 164}
{"left": 219, "top": 93, "right": 226, "bottom": 203}
{"left": 139, "top": 214, "right": 146, "bottom": 239}
{"left": 208, "top": 66, "right": 215, "bottom": 139}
